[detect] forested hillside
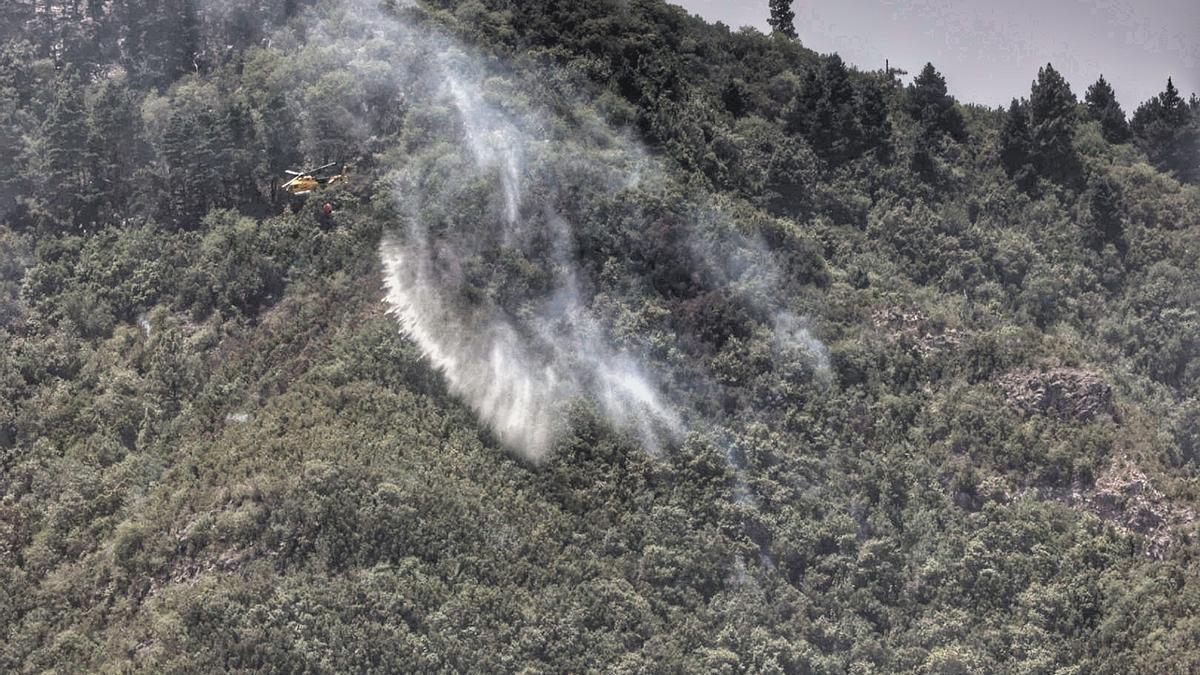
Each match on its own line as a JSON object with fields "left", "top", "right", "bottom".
{"left": 2, "top": 0, "right": 1200, "bottom": 672}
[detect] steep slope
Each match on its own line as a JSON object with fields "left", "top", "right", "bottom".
{"left": 2, "top": 0, "right": 1200, "bottom": 672}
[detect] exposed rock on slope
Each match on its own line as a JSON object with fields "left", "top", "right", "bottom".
{"left": 1075, "top": 457, "right": 1197, "bottom": 559}
{"left": 1000, "top": 367, "right": 1114, "bottom": 421}
{"left": 871, "top": 306, "right": 967, "bottom": 357}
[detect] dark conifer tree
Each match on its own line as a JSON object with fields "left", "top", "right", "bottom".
{"left": 768, "top": 0, "right": 797, "bottom": 39}
{"left": 57, "top": 5, "right": 105, "bottom": 76}
{"left": 789, "top": 55, "right": 863, "bottom": 164}
{"left": 122, "top": 0, "right": 201, "bottom": 88}
{"left": 1131, "top": 78, "right": 1199, "bottom": 183}
{"left": 43, "top": 73, "right": 89, "bottom": 188}
{"left": 88, "top": 80, "right": 144, "bottom": 220}
{"left": 163, "top": 109, "right": 205, "bottom": 224}
{"left": 721, "top": 79, "right": 748, "bottom": 117}
{"left": 0, "top": 47, "right": 26, "bottom": 219}
{"left": 858, "top": 79, "right": 893, "bottom": 162}
{"left": 906, "top": 63, "right": 966, "bottom": 142}
{"left": 999, "top": 98, "right": 1036, "bottom": 191}
{"left": 260, "top": 93, "right": 304, "bottom": 202}
{"left": 222, "top": 101, "right": 259, "bottom": 204}
{"left": 195, "top": 108, "right": 232, "bottom": 208}
{"left": 1159, "top": 77, "right": 1186, "bottom": 116}
{"left": 1085, "top": 76, "right": 1130, "bottom": 144}
{"left": 1029, "top": 63, "right": 1080, "bottom": 185}
{"left": 1130, "top": 93, "right": 1164, "bottom": 140}
{"left": 39, "top": 68, "right": 98, "bottom": 228}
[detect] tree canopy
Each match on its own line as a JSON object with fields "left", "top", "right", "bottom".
{"left": 1086, "top": 75, "right": 1131, "bottom": 144}
{"left": 768, "top": 0, "right": 797, "bottom": 39}
{"left": 1, "top": 0, "right": 1199, "bottom": 672}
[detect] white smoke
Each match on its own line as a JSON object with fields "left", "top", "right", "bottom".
{"left": 298, "top": 1, "right": 827, "bottom": 461}
{"left": 772, "top": 311, "right": 832, "bottom": 383}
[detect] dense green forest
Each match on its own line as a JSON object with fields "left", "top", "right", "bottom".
{"left": 2, "top": 0, "right": 1200, "bottom": 671}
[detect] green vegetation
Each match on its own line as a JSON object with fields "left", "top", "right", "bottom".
{"left": 2, "top": 0, "right": 1200, "bottom": 672}
{"left": 769, "top": 0, "right": 797, "bottom": 39}
{"left": 1085, "top": 75, "right": 1130, "bottom": 145}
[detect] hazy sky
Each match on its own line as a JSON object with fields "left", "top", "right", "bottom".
{"left": 672, "top": 0, "right": 1199, "bottom": 110}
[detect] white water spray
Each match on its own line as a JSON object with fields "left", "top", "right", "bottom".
{"left": 298, "top": 1, "right": 827, "bottom": 461}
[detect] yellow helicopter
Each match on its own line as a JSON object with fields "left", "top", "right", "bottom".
{"left": 281, "top": 162, "right": 349, "bottom": 195}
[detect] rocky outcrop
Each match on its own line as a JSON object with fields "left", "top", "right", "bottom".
{"left": 1075, "top": 457, "right": 1196, "bottom": 559}
{"left": 871, "top": 306, "right": 967, "bottom": 357}
{"left": 999, "top": 367, "right": 1114, "bottom": 422}
{"left": 964, "top": 459, "right": 1196, "bottom": 559}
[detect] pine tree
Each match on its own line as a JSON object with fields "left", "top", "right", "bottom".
{"left": 858, "top": 79, "right": 893, "bottom": 162}
{"left": 1085, "top": 75, "right": 1130, "bottom": 144}
{"left": 1131, "top": 78, "right": 1200, "bottom": 183}
{"left": 222, "top": 101, "right": 260, "bottom": 204}
{"left": 903, "top": 63, "right": 964, "bottom": 178}
{"left": 259, "top": 92, "right": 303, "bottom": 202}
{"left": 37, "top": 68, "right": 97, "bottom": 228}
{"left": 788, "top": 55, "right": 863, "bottom": 164}
{"left": 44, "top": 74, "right": 89, "bottom": 189}
{"left": 0, "top": 45, "right": 28, "bottom": 219}
{"left": 58, "top": 4, "right": 105, "bottom": 76}
{"left": 163, "top": 109, "right": 206, "bottom": 225}
{"left": 123, "top": 0, "right": 200, "bottom": 88}
{"left": 721, "top": 79, "right": 747, "bottom": 117}
{"left": 89, "top": 80, "right": 145, "bottom": 219}
{"left": 1029, "top": 63, "right": 1080, "bottom": 185}
{"left": 906, "top": 63, "right": 966, "bottom": 142}
{"left": 195, "top": 107, "right": 233, "bottom": 209}
{"left": 1160, "top": 78, "right": 1187, "bottom": 120}
{"left": 999, "top": 98, "right": 1036, "bottom": 192}
{"left": 768, "top": 0, "right": 796, "bottom": 39}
